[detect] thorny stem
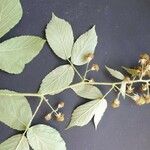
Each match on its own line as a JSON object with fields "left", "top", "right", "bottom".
{"left": 16, "top": 96, "right": 43, "bottom": 150}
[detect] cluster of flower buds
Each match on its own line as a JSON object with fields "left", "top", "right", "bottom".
{"left": 45, "top": 101, "right": 65, "bottom": 122}
{"left": 131, "top": 94, "right": 150, "bottom": 105}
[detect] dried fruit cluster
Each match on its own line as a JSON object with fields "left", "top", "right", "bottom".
{"left": 112, "top": 53, "right": 150, "bottom": 108}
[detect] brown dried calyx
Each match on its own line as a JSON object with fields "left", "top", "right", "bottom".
{"left": 45, "top": 101, "right": 65, "bottom": 122}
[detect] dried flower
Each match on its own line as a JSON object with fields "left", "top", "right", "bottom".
{"left": 111, "top": 99, "right": 120, "bottom": 108}
{"left": 126, "top": 85, "right": 134, "bottom": 94}
{"left": 131, "top": 94, "right": 140, "bottom": 101}
{"left": 139, "top": 53, "right": 149, "bottom": 65}
{"left": 55, "top": 112, "right": 65, "bottom": 122}
{"left": 135, "top": 96, "right": 145, "bottom": 106}
{"left": 45, "top": 113, "right": 52, "bottom": 121}
{"left": 84, "top": 53, "right": 94, "bottom": 62}
{"left": 91, "top": 64, "right": 99, "bottom": 71}
{"left": 144, "top": 95, "right": 150, "bottom": 104}
{"left": 58, "top": 101, "right": 65, "bottom": 108}
{"left": 141, "top": 84, "right": 148, "bottom": 91}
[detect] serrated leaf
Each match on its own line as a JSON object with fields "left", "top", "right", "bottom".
{"left": 27, "top": 124, "right": 66, "bottom": 150}
{"left": 94, "top": 99, "right": 107, "bottom": 129}
{"left": 106, "top": 66, "right": 125, "bottom": 80}
{"left": 0, "top": 134, "right": 29, "bottom": 150}
{"left": 0, "top": 0, "right": 23, "bottom": 38}
{"left": 122, "top": 66, "right": 139, "bottom": 77}
{"left": 120, "top": 82, "right": 126, "bottom": 99}
{"left": 39, "top": 65, "right": 74, "bottom": 95}
{"left": 0, "top": 36, "right": 45, "bottom": 74}
{"left": 72, "top": 84, "right": 103, "bottom": 99}
{"left": 71, "top": 26, "right": 97, "bottom": 65}
{"left": 67, "top": 99, "right": 107, "bottom": 129}
{"left": 0, "top": 90, "right": 32, "bottom": 131}
{"left": 46, "top": 13, "right": 74, "bottom": 60}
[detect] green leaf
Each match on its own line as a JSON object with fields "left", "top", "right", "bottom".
{"left": 106, "top": 66, "right": 125, "bottom": 80}
{"left": 0, "top": 90, "right": 32, "bottom": 131}
{"left": 27, "top": 124, "right": 66, "bottom": 150}
{"left": 71, "top": 26, "right": 97, "bottom": 65}
{"left": 0, "top": 134, "right": 29, "bottom": 150}
{"left": 0, "top": 36, "right": 45, "bottom": 74}
{"left": 0, "top": 0, "right": 23, "bottom": 38}
{"left": 72, "top": 84, "right": 103, "bottom": 99}
{"left": 120, "top": 82, "right": 126, "bottom": 99}
{"left": 39, "top": 65, "right": 74, "bottom": 95}
{"left": 46, "top": 13, "right": 74, "bottom": 60}
{"left": 67, "top": 99, "right": 107, "bottom": 129}
{"left": 122, "top": 66, "right": 139, "bottom": 77}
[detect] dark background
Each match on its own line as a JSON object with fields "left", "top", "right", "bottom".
{"left": 0, "top": 0, "right": 150, "bottom": 150}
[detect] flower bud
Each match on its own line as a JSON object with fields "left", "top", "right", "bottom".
{"left": 111, "top": 99, "right": 120, "bottom": 108}
{"left": 58, "top": 101, "right": 65, "bottom": 108}
{"left": 45, "top": 113, "right": 52, "bottom": 121}
{"left": 91, "top": 64, "right": 99, "bottom": 71}
{"left": 55, "top": 113, "right": 65, "bottom": 122}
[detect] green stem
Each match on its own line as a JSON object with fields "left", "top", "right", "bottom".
{"left": 43, "top": 97, "right": 58, "bottom": 115}
{"left": 67, "top": 59, "right": 83, "bottom": 80}
{"left": 16, "top": 96, "right": 43, "bottom": 150}
{"left": 0, "top": 79, "right": 149, "bottom": 98}
{"left": 83, "top": 62, "right": 90, "bottom": 80}
{"left": 102, "top": 85, "right": 115, "bottom": 99}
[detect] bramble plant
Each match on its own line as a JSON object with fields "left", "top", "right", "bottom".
{"left": 0, "top": 0, "right": 150, "bottom": 150}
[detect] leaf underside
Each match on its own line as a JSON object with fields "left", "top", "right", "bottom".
{"left": 46, "top": 13, "right": 74, "bottom": 60}
{"left": 67, "top": 99, "right": 107, "bottom": 129}
{"left": 0, "top": 0, "right": 23, "bottom": 38}
{"left": 71, "top": 26, "right": 97, "bottom": 65}
{"left": 39, "top": 65, "right": 74, "bottom": 95}
{"left": 0, "top": 134, "right": 29, "bottom": 150}
{"left": 27, "top": 124, "right": 66, "bottom": 150}
{"left": 0, "top": 36, "right": 45, "bottom": 74}
{"left": 72, "top": 84, "right": 103, "bottom": 99}
{"left": 0, "top": 90, "right": 32, "bottom": 131}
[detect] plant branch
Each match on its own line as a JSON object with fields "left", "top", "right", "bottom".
{"left": 0, "top": 79, "right": 149, "bottom": 98}
{"left": 16, "top": 96, "right": 43, "bottom": 150}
